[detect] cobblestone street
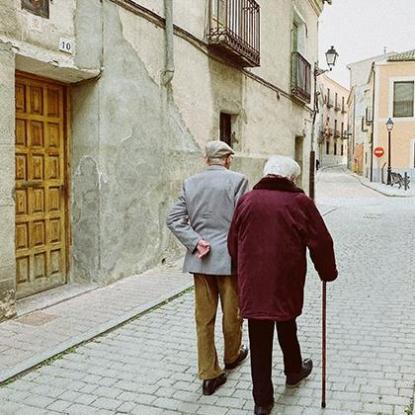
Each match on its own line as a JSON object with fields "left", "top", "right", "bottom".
{"left": 1, "top": 168, "right": 414, "bottom": 415}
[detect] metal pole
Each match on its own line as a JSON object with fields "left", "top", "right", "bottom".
{"left": 322, "top": 281, "right": 327, "bottom": 408}
{"left": 387, "top": 130, "right": 391, "bottom": 185}
{"left": 309, "top": 67, "right": 318, "bottom": 201}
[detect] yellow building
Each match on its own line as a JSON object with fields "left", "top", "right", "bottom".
{"left": 372, "top": 50, "right": 415, "bottom": 182}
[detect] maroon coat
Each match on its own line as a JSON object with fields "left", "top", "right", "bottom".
{"left": 227, "top": 176, "right": 338, "bottom": 321}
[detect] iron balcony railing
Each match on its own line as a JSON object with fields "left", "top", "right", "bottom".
{"left": 208, "top": 0, "right": 260, "bottom": 67}
{"left": 334, "top": 100, "right": 340, "bottom": 111}
{"left": 291, "top": 52, "right": 311, "bottom": 103}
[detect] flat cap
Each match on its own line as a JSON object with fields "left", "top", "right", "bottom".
{"left": 205, "top": 140, "right": 235, "bottom": 159}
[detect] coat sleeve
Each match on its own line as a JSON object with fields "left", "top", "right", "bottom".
{"left": 227, "top": 200, "right": 242, "bottom": 269}
{"left": 234, "top": 176, "right": 249, "bottom": 205}
{"left": 166, "top": 186, "right": 201, "bottom": 253}
{"left": 302, "top": 196, "right": 338, "bottom": 282}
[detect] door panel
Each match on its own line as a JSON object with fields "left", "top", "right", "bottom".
{"left": 15, "top": 74, "right": 67, "bottom": 299}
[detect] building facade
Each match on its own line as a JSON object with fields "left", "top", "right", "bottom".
{"left": 371, "top": 50, "right": 415, "bottom": 182}
{"left": 347, "top": 52, "right": 395, "bottom": 176}
{"left": 315, "top": 74, "right": 349, "bottom": 167}
{"left": 0, "top": 0, "right": 326, "bottom": 319}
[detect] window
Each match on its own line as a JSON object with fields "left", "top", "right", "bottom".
{"left": 22, "top": 0, "right": 49, "bottom": 18}
{"left": 341, "top": 122, "right": 344, "bottom": 137}
{"left": 393, "top": 81, "right": 414, "bottom": 117}
{"left": 220, "top": 113, "right": 232, "bottom": 147}
{"left": 341, "top": 144, "right": 344, "bottom": 156}
{"left": 334, "top": 140, "right": 337, "bottom": 155}
{"left": 334, "top": 119, "right": 337, "bottom": 137}
{"left": 326, "top": 140, "right": 330, "bottom": 155}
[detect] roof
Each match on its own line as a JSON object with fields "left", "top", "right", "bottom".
{"left": 388, "top": 49, "right": 415, "bottom": 62}
{"left": 347, "top": 52, "right": 397, "bottom": 69}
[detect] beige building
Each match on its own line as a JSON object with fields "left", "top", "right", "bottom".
{"left": 315, "top": 74, "right": 349, "bottom": 167}
{"left": 0, "top": 0, "right": 328, "bottom": 319}
{"left": 347, "top": 52, "right": 396, "bottom": 176}
{"left": 371, "top": 50, "right": 415, "bottom": 182}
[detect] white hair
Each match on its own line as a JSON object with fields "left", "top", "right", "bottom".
{"left": 263, "top": 155, "right": 301, "bottom": 179}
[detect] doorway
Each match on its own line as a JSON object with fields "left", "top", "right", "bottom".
{"left": 15, "top": 73, "right": 68, "bottom": 298}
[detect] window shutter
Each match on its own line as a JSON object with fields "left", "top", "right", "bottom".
{"left": 393, "top": 81, "right": 414, "bottom": 117}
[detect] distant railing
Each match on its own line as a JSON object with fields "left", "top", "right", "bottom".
{"left": 334, "top": 100, "right": 340, "bottom": 111}
{"left": 291, "top": 52, "right": 311, "bottom": 103}
{"left": 208, "top": 0, "right": 260, "bottom": 67}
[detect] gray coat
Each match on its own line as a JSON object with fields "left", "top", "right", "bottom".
{"left": 167, "top": 166, "right": 248, "bottom": 276}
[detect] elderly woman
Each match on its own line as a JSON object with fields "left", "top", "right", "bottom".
{"left": 228, "top": 155, "right": 338, "bottom": 415}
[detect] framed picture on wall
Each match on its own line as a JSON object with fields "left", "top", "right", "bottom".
{"left": 21, "top": 0, "right": 49, "bottom": 19}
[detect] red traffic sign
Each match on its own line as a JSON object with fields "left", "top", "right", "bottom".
{"left": 374, "top": 147, "right": 384, "bottom": 158}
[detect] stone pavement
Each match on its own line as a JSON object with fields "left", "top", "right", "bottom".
{"left": 0, "top": 263, "right": 192, "bottom": 383}
{"left": 0, "top": 168, "right": 414, "bottom": 414}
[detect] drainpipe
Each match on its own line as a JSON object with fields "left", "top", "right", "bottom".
{"left": 162, "top": 0, "right": 175, "bottom": 86}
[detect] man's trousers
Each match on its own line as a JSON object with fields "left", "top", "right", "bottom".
{"left": 248, "top": 319, "right": 303, "bottom": 406}
{"left": 194, "top": 274, "right": 243, "bottom": 380}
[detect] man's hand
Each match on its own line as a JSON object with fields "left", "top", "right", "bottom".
{"left": 196, "top": 239, "right": 211, "bottom": 258}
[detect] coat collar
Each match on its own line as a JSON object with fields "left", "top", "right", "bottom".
{"left": 206, "top": 165, "right": 226, "bottom": 171}
{"left": 253, "top": 176, "right": 304, "bottom": 193}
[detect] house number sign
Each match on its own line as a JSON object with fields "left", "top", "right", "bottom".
{"left": 21, "top": 0, "right": 49, "bottom": 19}
{"left": 59, "top": 38, "right": 73, "bottom": 54}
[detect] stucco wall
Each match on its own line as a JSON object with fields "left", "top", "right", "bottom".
{"left": 374, "top": 62, "right": 415, "bottom": 170}
{"left": 0, "top": 42, "right": 16, "bottom": 319}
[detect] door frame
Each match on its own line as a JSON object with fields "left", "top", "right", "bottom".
{"left": 15, "top": 71, "right": 72, "bottom": 296}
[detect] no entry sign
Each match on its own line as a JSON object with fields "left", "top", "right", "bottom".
{"left": 374, "top": 147, "right": 384, "bottom": 158}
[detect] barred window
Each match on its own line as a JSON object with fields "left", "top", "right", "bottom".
{"left": 393, "top": 81, "right": 414, "bottom": 118}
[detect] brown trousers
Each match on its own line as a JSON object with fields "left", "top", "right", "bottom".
{"left": 193, "top": 274, "right": 243, "bottom": 380}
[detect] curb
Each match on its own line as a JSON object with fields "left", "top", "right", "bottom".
{"left": 0, "top": 281, "right": 193, "bottom": 385}
{"left": 349, "top": 172, "right": 415, "bottom": 198}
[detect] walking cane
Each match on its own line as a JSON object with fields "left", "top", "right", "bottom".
{"left": 321, "top": 281, "right": 327, "bottom": 408}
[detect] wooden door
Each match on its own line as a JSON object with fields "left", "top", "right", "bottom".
{"left": 15, "top": 74, "right": 68, "bottom": 298}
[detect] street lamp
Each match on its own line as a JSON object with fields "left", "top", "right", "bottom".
{"left": 325, "top": 46, "right": 339, "bottom": 70}
{"left": 309, "top": 46, "right": 339, "bottom": 200}
{"left": 386, "top": 117, "right": 394, "bottom": 185}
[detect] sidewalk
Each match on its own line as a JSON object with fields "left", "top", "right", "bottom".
{"left": 0, "top": 262, "right": 192, "bottom": 384}
{"left": 352, "top": 173, "right": 415, "bottom": 197}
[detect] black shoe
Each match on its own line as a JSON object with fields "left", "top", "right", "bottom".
{"left": 202, "top": 373, "right": 227, "bottom": 395}
{"left": 225, "top": 345, "right": 249, "bottom": 369}
{"left": 286, "top": 358, "right": 313, "bottom": 388}
{"left": 254, "top": 401, "right": 274, "bottom": 415}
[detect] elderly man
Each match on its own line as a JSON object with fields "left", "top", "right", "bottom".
{"left": 167, "top": 141, "right": 249, "bottom": 396}
{"left": 228, "top": 155, "right": 338, "bottom": 415}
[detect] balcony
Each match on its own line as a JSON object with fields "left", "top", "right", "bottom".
{"left": 341, "top": 105, "right": 346, "bottom": 114}
{"left": 326, "top": 96, "right": 333, "bottom": 108}
{"left": 291, "top": 52, "right": 311, "bottom": 103}
{"left": 334, "top": 129, "right": 340, "bottom": 138}
{"left": 342, "top": 131, "right": 349, "bottom": 140}
{"left": 208, "top": 0, "right": 260, "bottom": 67}
{"left": 324, "top": 127, "right": 333, "bottom": 138}
{"left": 334, "top": 101, "right": 340, "bottom": 112}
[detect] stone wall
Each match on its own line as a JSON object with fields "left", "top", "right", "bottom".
{"left": 0, "top": 42, "right": 16, "bottom": 319}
